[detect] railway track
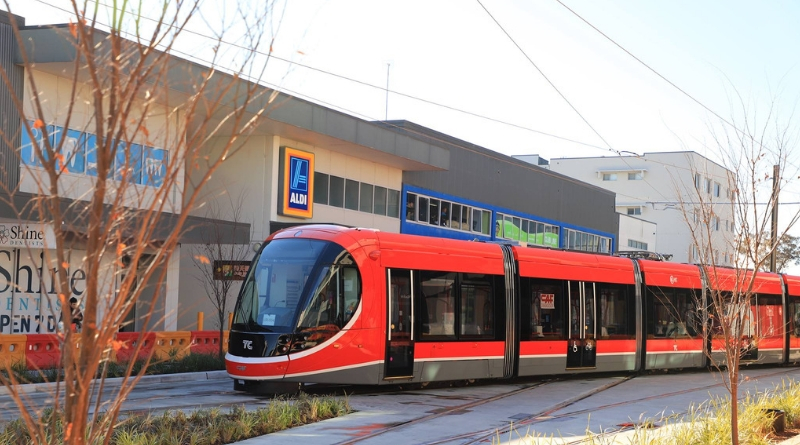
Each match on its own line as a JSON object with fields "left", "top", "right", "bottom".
{"left": 333, "top": 376, "right": 632, "bottom": 445}
{"left": 330, "top": 367, "right": 800, "bottom": 445}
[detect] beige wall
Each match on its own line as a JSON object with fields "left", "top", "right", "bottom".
{"left": 178, "top": 132, "right": 403, "bottom": 330}
{"left": 20, "top": 69, "right": 184, "bottom": 212}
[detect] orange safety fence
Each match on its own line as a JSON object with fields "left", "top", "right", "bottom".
{"left": 0, "top": 334, "right": 26, "bottom": 369}
{"left": 190, "top": 330, "right": 225, "bottom": 356}
{"left": 154, "top": 331, "right": 191, "bottom": 360}
{"left": 25, "top": 334, "right": 63, "bottom": 369}
{"left": 113, "top": 332, "right": 156, "bottom": 363}
{"left": 0, "top": 330, "right": 229, "bottom": 370}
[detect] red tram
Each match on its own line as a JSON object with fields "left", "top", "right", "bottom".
{"left": 225, "top": 225, "right": 800, "bottom": 392}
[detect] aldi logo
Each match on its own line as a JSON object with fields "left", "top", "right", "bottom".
{"left": 279, "top": 147, "right": 314, "bottom": 218}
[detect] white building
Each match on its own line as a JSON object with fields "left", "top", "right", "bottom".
{"left": 550, "top": 152, "right": 734, "bottom": 265}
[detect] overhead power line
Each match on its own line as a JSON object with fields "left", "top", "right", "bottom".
{"left": 476, "top": 0, "right": 619, "bottom": 155}
{"left": 30, "top": 0, "right": 614, "bottom": 154}
{"left": 553, "top": 0, "right": 758, "bottom": 149}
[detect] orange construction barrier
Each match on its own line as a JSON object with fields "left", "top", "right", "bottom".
{"left": 0, "top": 334, "right": 26, "bottom": 369}
{"left": 190, "top": 330, "right": 224, "bottom": 356}
{"left": 154, "top": 331, "right": 191, "bottom": 360}
{"left": 25, "top": 334, "right": 62, "bottom": 369}
{"left": 114, "top": 332, "right": 155, "bottom": 363}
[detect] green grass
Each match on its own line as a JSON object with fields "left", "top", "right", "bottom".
{"left": 0, "top": 393, "right": 352, "bottom": 445}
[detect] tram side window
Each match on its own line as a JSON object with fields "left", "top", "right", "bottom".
{"left": 649, "top": 287, "right": 701, "bottom": 338}
{"left": 389, "top": 269, "right": 413, "bottom": 337}
{"left": 460, "top": 274, "right": 494, "bottom": 338}
{"left": 791, "top": 298, "right": 800, "bottom": 337}
{"left": 597, "top": 284, "right": 635, "bottom": 338}
{"left": 420, "top": 271, "right": 457, "bottom": 339}
{"left": 525, "top": 279, "right": 567, "bottom": 340}
{"left": 756, "top": 295, "right": 782, "bottom": 338}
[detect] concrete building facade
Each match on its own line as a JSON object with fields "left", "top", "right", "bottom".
{"left": 550, "top": 151, "right": 735, "bottom": 265}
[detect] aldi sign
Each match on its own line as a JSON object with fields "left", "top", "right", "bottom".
{"left": 279, "top": 147, "right": 314, "bottom": 218}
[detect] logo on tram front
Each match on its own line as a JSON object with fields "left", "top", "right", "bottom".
{"left": 279, "top": 147, "right": 315, "bottom": 218}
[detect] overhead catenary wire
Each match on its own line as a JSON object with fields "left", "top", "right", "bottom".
{"left": 553, "top": 0, "right": 776, "bottom": 157}
{"left": 33, "top": 0, "right": 613, "bottom": 154}
{"left": 476, "top": 0, "right": 620, "bottom": 156}
{"left": 23, "top": 0, "right": 783, "bottom": 211}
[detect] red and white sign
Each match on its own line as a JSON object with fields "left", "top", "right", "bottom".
{"left": 541, "top": 293, "right": 555, "bottom": 309}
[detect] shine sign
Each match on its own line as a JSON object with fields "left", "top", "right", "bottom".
{"left": 279, "top": 147, "right": 314, "bottom": 218}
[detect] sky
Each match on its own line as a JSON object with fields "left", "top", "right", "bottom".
{"left": 5, "top": 1, "right": 800, "bottom": 255}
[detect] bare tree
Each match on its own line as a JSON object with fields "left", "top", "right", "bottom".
{"left": 192, "top": 189, "right": 251, "bottom": 358}
{"left": 0, "top": 1, "right": 282, "bottom": 444}
{"left": 680, "top": 95, "right": 799, "bottom": 444}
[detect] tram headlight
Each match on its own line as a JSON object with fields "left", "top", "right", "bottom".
{"left": 277, "top": 334, "right": 291, "bottom": 345}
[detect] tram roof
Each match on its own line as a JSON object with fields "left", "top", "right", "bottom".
{"left": 374, "top": 231, "right": 505, "bottom": 275}
{"left": 638, "top": 260, "right": 704, "bottom": 289}
{"left": 513, "top": 246, "right": 636, "bottom": 285}
{"left": 783, "top": 274, "right": 800, "bottom": 297}
{"left": 703, "top": 267, "right": 783, "bottom": 295}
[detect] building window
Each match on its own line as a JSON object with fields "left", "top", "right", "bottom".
{"left": 314, "top": 172, "right": 329, "bottom": 205}
{"left": 565, "top": 228, "right": 611, "bottom": 253}
{"left": 374, "top": 186, "right": 387, "bottom": 215}
{"left": 694, "top": 174, "right": 701, "bottom": 189}
{"left": 405, "top": 192, "right": 489, "bottom": 235}
{"left": 359, "top": 183, "right": 373, "bottom": 213}
{"left": 714, "top": 182, "right": 721, "bottom": 197}
{"left": 345, "top": 179, "right": 359, "bottom": 211}
{"left": 602, "top": 173, "right": 617, "bottom": 181}
{"left": 329, "top": 175, "right": 345, "bottom": 208}
{"left": 497, "top": 212, "right": 560, "bottom": 248}
{"left": 713, "top": 216, "right": 720, "bottom": 231}
{"left": 626, "top": 207, "right": 641, "bottom": 216}
{"left": 387, "top": 190, "right": 400, "bottom": 218}
{"left": 705, "top": 178, "right": 712, "bottom": 194}
{"left": 317, "top": 174, "right": 398, "bottom": 218}
{"left": 628, "top": 239, "right": 648, "bottom": 250}
{"left": 628, "top": 172, "right": 643, "bottom": 180}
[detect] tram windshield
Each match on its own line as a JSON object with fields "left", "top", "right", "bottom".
{"left": 233, "top": 238, "right": 361, "bottom": 333}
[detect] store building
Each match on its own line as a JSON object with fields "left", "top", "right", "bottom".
{"left": 1, "top": 14, "right": 621, "bottom": 334}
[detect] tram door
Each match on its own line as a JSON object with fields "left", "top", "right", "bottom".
{"left": 385, "top": 269, "right": 414, "bottom": 379}
{"left": 566, "top": 281, "right": 597, "bottom": 369}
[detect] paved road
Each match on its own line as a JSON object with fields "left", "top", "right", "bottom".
{"left": 3, "top": 367, "right": 800, "bottom": 444}
{"left": 232, "top": 367, "right": 800, "bottom": 445}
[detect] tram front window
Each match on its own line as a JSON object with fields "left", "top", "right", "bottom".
{"left": 232, "top": 239, "right": 360, "bottom": 334}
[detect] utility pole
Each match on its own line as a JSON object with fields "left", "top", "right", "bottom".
{"left": 770, "top": 164, "right": 780, "bottom": 272}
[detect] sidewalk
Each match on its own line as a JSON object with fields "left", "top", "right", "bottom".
{"left": 0, "top": 370, "right": 229, "bottom": 395}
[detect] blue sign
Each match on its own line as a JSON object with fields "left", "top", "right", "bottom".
{"left": 20, "top": 120, "right": 167, "bottom": 188}
{"left": 142, "top": 146, "right": 168, "bottom": 187}
{"left": 19, "top": 122, "right": 51, "bottom": 167}
{"left": 53, "top": 127, "right": 86, "bottom": 174}
{"left": 114, "top": 142, "right": 143, "bottom": 183}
